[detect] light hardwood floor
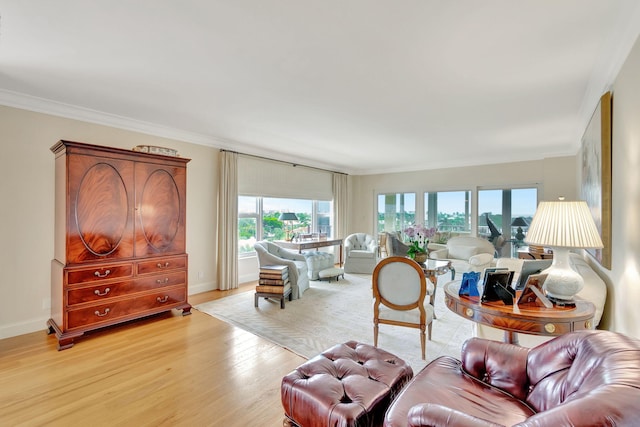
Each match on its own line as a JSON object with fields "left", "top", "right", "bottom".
{"left": 0, "top": 283, "right": 305, "bottom": 426}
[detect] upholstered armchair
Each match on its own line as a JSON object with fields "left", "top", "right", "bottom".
{"left": 428, "top": 236, "right": 495, "bottom": 278}
{"left": 384, "top": 330, "right": 640, "bottom": 426}
{"left": 384, "top": 232, "right": 410, "bottom": 257}
{"left": 254, "top": 241, "right": 310, "bottom": 299}
{"left": 344, "top": 233, "right": 379, "bottom": 274}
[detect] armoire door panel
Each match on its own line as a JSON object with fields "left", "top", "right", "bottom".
{"left": 135, "top": 163, "right": 186, "bottom": 256}
{"left": 67, "top": 154, "right": 135, "bottom": 263}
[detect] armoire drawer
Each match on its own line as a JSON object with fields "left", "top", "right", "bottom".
{"left": 66, "top": 263, "right": 134, "bottom": 285}
{"left": 66, "top": 271, "right": 186, "bottom": 305}
{"left": 67, "top": 286, "right": 187, "bottom": 329}
{"left": 137, "top": 255, "right": 187, "bottom": 275}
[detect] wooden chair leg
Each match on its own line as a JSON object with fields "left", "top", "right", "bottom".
{"left": 428, "top": 322, "right": 432, "bottom": 341}
{"left": 420, "top": 328, "right": 426, "bottom": 360}
{"left": 374, "top": 323, "right": 379, "bottom": 347}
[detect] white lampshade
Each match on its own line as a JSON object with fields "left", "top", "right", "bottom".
{"left": 524, "top": 200, "right": 603, "bottom": 303}
{"left": 525, "top": 201, "right": 603, "bottom": 249}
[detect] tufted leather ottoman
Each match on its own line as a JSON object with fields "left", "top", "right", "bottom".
{"left": 281, "top": 341, "right": 413, "bottom": 427}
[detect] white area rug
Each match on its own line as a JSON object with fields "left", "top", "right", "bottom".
{"left": 195, "top": 273, "right": 473, "bottom": 372}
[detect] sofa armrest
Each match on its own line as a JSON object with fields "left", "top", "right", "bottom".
{"left": 408, "top": 403, "right": 505, "bottom": 427}
{"left": 429, "top": 248, "right": 449, "bottom": 259}
{"left": 258, "top": 252, "right": 300, "bottom": 285}
{"left": 469, "top": 253, "right": 493, "bottom": 266}
{"left": 278, "top": 250, "right": 305, "bottom": 262}
{"left": 427, "top": 242, "right": 447, "bottom": 251}
{"left": 460, "top": 338, "right": 530, "bottom": 401}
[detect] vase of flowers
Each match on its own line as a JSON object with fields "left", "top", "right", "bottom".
{"left": 404, "top": 224, "right": 437, "bottom": 263}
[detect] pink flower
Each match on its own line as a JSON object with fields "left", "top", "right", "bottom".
{"left": 403, "top": 224, "right": 437, "bottom": 253}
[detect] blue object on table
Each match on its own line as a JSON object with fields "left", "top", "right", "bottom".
{"left": 459, "top": 271, "right": 480, "bottom": 297}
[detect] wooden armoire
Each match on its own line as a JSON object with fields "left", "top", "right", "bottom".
{"left": 48, "top": 140, "right": 191, "bottom": 350}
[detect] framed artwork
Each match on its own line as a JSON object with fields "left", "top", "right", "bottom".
{"left": 580, "top": 91, "right": 612, "bottom": 269}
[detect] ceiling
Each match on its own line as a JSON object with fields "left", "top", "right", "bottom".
{"left": 1, "top": 1, "right": 640, "bottom": 175}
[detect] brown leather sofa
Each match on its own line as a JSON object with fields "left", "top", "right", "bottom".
{"left": 384, "top": 330, "right": 640, "bottom": 426}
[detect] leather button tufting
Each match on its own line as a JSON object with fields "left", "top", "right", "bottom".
{"left": 281, "top": 341, "right": 413, "bottom": 427}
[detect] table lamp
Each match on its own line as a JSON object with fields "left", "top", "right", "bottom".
{"left": 279, "top": 212, "right": 298, "bottom": 241}
{"left": 510, "top": 217, "right": 528, "bottom": 241}
{"left": 524, "top": 200, "right": 603, "bottom": 304}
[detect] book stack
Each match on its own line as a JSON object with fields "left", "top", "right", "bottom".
{"left": 257, "top": 265, "right": 290, "bottom": 294}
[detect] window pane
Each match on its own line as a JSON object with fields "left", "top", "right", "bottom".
{"left": 238, "top": 195, "right": 257, "bottom": 214}
{"left": 478, "top": 189, "right": 503, "bottom": 238}
{"left": 478, "top": 187, "right": 538, "bottom": 258}
{"left": 239, "top": 196, "right": 333, "bottom": 255}
{"left": 511, "top": 188, "right": 538, "bottom": 222}
{"left": 263, "top": 197, "right": 313, "bottom": 241}
{"left": 427, "top": 191, "right": 471, "bottom": 235}
{"left": 510, "top": 188, "right": 538, "bottom": 245}
{"left": 238, "top": 218, "right": 257, "bottom": 254}
{"left": 316, "top": 200, "right": 332, "bottom": 237}
{"left": 377, "top": 193, "right": 415, "bottom": 233}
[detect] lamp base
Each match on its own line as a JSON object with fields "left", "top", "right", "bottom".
{"left": 540, "top": 247, "right": 584, "bottom": 304}
{"left": 546, "top": 295, "right": 576, "bottom": 307}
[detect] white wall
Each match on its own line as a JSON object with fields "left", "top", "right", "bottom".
{"left": 0, "top": 106, "right": 218, "bottom": 338}
{"left": 588, "top": 33, "right": 640, "bottom": 337}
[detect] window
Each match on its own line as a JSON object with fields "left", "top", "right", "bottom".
{"left": 478, "top": 187, "right": 538, "bottom": 257}
{"left": 425, "top": 191, "right": 471, "bottom": 236}
{"left": 377, "top": 193, "right": 416, "bottom": 234}
{"left": 238, "top": 196, "right": 260, "bottom": 254}
{"left": 238, "top": 196, "right": 333, "bottom": 256}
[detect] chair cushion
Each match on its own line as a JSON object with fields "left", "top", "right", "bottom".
{"left": 385, "top": 356, "right": 534, "bottom": 427}
{"left": 377, "top": 302, "right": 434, "bottom": 324}
{"left": 349, "top": 249, "right": 376, "bottom": 259}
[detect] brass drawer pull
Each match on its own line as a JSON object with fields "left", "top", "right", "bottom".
{"left": 94, "top": 308, "right": 110, "bottom": 317}
{"left": 156, "top": 278, "right": 170, "bottom": 284}
{"left": 544, "top": 323, "right": 556, "bottom": 334}
{"left": 157, "top": 262, "right": 170, "bottom": 269}
{"left": 94, "top": 287, "right": 111, "bottom": 297}
{"left": 156, "top": 296, "right": 169, "bottom": 303}
{"left": 94, "top": 269, "right": 111, "bottom": 278}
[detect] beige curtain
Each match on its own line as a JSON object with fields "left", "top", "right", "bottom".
{"left": 333, "top": 173, "right": 348, "bottom": 240}
{"left": 217, "top": 151, "right": 238, "bottom": 290}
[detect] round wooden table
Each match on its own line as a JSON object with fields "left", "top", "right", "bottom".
{"left": 444, "top": 281, "right": 595, "bottom": 344}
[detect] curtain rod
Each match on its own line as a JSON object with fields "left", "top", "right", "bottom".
{"left": 220, "top": 149, "right": 348, "bottom": 175}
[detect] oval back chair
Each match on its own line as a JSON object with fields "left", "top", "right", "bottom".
{"left": 372, "top": 256, "right": 434, "bottom": 360}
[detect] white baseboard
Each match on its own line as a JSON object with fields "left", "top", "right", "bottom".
{"left": 189, "top": 280, "right": 216, "bottom": 295}
{"left": 0, "top": 316, "right": 50, "bottom": 340}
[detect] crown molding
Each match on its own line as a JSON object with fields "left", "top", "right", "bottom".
{"left": 0, "top": 88, "right": 355, "bottom": 174}
{"left": 0, "top": 88, "right": 225, "bottom": 146}
{"left": 577, "top": 0, "right": 640, "bottom": 141}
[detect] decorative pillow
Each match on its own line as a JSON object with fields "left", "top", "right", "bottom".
{"left": 449, "top": 245, "right": 479, "bottom": 260}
